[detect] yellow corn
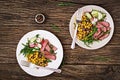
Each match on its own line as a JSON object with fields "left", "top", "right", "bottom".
{"left": 77, "top": 15, "right": 93, "bottom": 40}
{"left": 27, "top": 51, "right": 48, "bottom": 67}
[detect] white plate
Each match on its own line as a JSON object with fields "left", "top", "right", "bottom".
{"left": 16, "top": 30, "right": 63, "bottom": 77}
{"left": 69, "top": 5, "right": 114, "bottom": 50}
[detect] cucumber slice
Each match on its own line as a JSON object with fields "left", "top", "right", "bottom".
{"left": 91, "top": 10, "right": 98, "bottom": 18}
{"left": 85, "top": 12, "right": 92, "bottom": 19}
{"left": 100, "top": 13, "right": 106, "bottom": 21}
{"left": 102, "top": 13, "right": 106, "bottom": 20}
{"left": 98, "top": 12, "right": 103, "bottom": 20}
{"left": 30, "top": 37, "right": 36, "bottom": 42}
{"left": 91, "top": 10, "right": 106, "bottom": 20}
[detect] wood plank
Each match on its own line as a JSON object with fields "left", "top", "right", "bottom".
{"left": 0, "top": 25, "right": 120, "bottom": 45}
{"left": 0, "top": 0, "right": 119, "bottom": 25}
{"left": 0, "top": 44, "right": 120, "bottom": 64}
{"left": 0, "top": 63, "right": 120, "bottom": 80}
{"left": 0, "top": 0, "right": 120, "bottom": 79}
{"left": 0, "top": 0, "right": 119, "bottom": 65}
{"left": 55, "top": 0, "right": 119, "bottom": 5}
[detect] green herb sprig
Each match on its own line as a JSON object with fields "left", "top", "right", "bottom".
{"left": 47, "top": 59, "right": 52, "bottom": 62}
{"left": 51, "top": 24, "right": 61, "bottom": 32}
{"left": 93, "top": 56, "right": 111, "bottom": 62}
{"left": 58, "top": 2, "right": 74, "bottom": 6}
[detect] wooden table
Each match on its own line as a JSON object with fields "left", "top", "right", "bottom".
{"left": 0, "top": 0, "right": 120, "bottom": 80}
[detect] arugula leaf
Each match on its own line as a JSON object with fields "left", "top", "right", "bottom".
{"left": 104, "top": 30, "right": 110, "bottom": 34}
{"left": 27, "top": 38, "right": 30, "bottom": 44}
{"left": 22, "top": 43, "right": 28, "bottom": 46}
{"left": 50, "top": 49, "right": 54, "bottom": 54}
{"left": 36, "top": 34, "right": 39, "bottom": 38}
{"left": 82, "top": 26, "right": 98, "bottom": 47}
{"left": 87, "top": 27, "right": 97, "bottom": 38}
{"left": 47, "top": 59, "right": 52, "bottom": 62}
{"left": 20, "top": 44, "right": 35, "bottom": 57}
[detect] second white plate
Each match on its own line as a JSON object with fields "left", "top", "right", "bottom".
{"left": 69, "top": 5, "right": 114, "bottom": 50}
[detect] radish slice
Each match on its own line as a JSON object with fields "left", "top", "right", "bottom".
{"left": 91, "top": 18, "right": 98, "bottom": 25}
{"left": 37, "top": 43, "right": 42, "bottom": 48}
{"left": 36, "top": 38, "right": 42, "bottom": 43}
{"left": 29, "top": 42, "right": 35, "bottom": 48}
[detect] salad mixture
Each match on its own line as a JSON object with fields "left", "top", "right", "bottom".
{"left": 76, "top": 9, "right": 111, "bottom": 47}
{"left": 20, "top": 34, "right": 57, "bottom": 67}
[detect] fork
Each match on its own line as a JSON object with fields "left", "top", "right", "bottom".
{"left": 71, "top": 8, "right": 82, "bottom": 49}
{"left": 20, "top": 60, "right": 62, "bottom": 73}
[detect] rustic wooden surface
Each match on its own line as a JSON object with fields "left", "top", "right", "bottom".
{"left": 0, "top": 0, "right": 120, "bottom": 80}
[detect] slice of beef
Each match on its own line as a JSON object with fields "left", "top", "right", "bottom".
{"left": 96, "top": 22, "right": 103, "bottom": 28}
{"left": 52, "top": 46, "right": 57, "bottom": 51}
{"left": 99, "top": 33, "right": 109, "bottom": 40}
{"left": 45, "top": 44, "right": 51, "bottom": 52}
{"left": 93, "top": 28, "right": 101, "bottom": 38}
{"left": 49, "top": 44, "right": 57, "bottom": 51}
{"left": 40, "top": 39, "right": 49, "bottom": 52}
{"left": 99, "top": 21, "right": 111, "bottom": 31}
{"left": 99, "top": 21, "right": 110, "bottom": 27}
{"left": 43, "top": 51, "right": 51, "bottom": 55}
{"left": 101, "top": 26, "right": 107, "bottom": 32}
{"left": 44, "top": 54, "right": 56, "bottom": 60}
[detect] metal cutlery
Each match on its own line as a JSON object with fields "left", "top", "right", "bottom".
{"left": 20, "top": 60, "right": 62, "bottom": 73}
{"left": 71, "top": 8, "right": 82, "bottom": 49}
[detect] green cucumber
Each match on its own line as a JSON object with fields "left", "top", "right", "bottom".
{"left": 29, "top": 34, "right": 40, "bottom": 42}
{"left": 101, "top": 13, "right": 106, "bottom": 20}
{"left": 91, "top": 10, "right": 98, "bottom": 18}
{"left": 85, "top": 12, "right": 92, "bottom": 19}
{"left": 98, "top": 12, "right": 103, "bottom": 20}
{"left": 102, "top": 13, "right": 106, "bottom": 18}
{"left": 29, "top": 37, "right": 36, "bottom": 42}
{"left": 91, "top": 10, "right": 106, "bottom": 20}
